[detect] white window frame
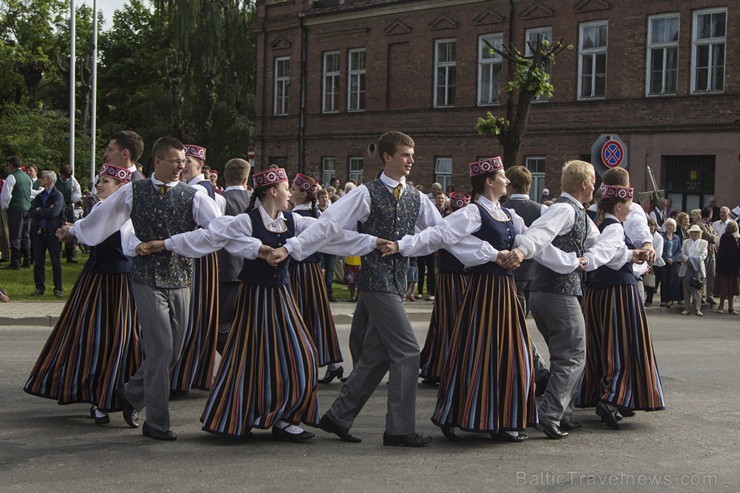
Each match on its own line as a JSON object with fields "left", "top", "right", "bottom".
{"left": 322, "top": 157, "right": 336, "bottom": 186}
{"left": 273, "top": 56, "right": 290, "bottom": 115}
{"left": 348, "top": 157, "right": 363, "bottom": 182}
{"left": 577, "top": 21, "right": 608, "bottom": 100}
{"left": 525, "top": 156, "right": 546, "bottom": 202}
{"left": 434, "top": 39, "right": 457, "bottom": 108}
{"left": 434, "top": 157, "right": 453, "bottom": 193}
{"left": 525, "top": 27, "right": 553, "bottom": 102}
{"left": 478, "top": 33, "right": 503, "bottom": 106}
{"left": 322, "top": 51, "right": 340, "bottom": 113}
{"left": 691, "top": 8, "right": 726, "bottom": 94}
{"left": 646, "top": 14, "right": 679, "bottom": 97}
{"left": 348, "top": 48, "right": 366, "bottom": 112}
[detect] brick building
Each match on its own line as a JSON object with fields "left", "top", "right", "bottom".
{"left": 253, "top": 0, "right": 738, "bottom": 210}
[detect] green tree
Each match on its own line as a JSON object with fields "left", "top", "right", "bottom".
{"left": 475, "top": 36, "right": 570, "bottom": 166}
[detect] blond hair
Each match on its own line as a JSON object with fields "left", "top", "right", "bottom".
{"left": 223, "top": 158, "right": 251, "bottom": 185}
{"left": 560, "top": 160, "right": 594, "bottom": 194}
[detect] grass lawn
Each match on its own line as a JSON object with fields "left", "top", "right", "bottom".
{"left": 1, "top": 253, "right": 87, "bottom": 301}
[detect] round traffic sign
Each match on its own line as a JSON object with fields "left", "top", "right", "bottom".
{"left": 247, "top": 146, "right": 256, "bottom": 159}
{"left": 601, "top": 140, "right": 624, "bottom": 168}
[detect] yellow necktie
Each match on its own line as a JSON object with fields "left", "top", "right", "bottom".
{"left": 158, "top": 185, "right": 170, "bottom": 196}
{"left": 393, "top": 184, "right": 403, "bottom": 201}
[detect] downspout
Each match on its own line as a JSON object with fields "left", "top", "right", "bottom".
{"left": 506, "top": 0, "right": 515, "bottom": 123}
{"left": 299, "top": 12, "right": 307, "bottom": 173}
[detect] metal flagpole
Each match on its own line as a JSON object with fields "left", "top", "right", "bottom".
{"left": 90, "top": 0, "right": 98, "bottom": 186}
{"left": 69, "top": 0, "right": 76, "bottom": 175}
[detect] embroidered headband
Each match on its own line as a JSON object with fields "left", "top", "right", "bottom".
{"left": 598, "top": 183, "right": 634, "bottom": 200}
{"left": 184, "top": 144, "right": 207, "bottom": 161}
{"left": 253, "top": 167, "right": 288, "bottom": 188}
{"left": 449, "top": 192, "right": 471, "bottom": 209}
{"left": 469, "top": 156, "right": 504, "bottom": 177}
{"left": 292, "top": 173, "right": 319, "bottom": 194}
{"left": 99, "top": 164, "right": 132, "bottom": 183}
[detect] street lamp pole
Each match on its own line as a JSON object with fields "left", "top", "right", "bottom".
{"left": 90, "top": 0, "right": 98, "bottom": 186}
{"left": 69, "top": 0, "right": 76, "bottom": 175}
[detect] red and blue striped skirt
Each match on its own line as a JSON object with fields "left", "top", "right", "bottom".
{"left": 577, "top": 284, "right": 665, "bottom": 411}
{"left": 289, "top": 261, "right": 343, "bottom": 366}
{"left": 23, "top": 270, "right": 141, "bottom": 412}
{"left": 200, "top": 283, "right": 320, "bottom": 437}
{"left": 420, "top": 272, "right": 469, "bottom": 380}
{"left": 170, "top": 252, "right": 220, "bottom": 392}
{"left": 431, "top": 272, "right": 537, "bottom": 433}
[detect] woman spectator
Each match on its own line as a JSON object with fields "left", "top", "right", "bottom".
{"left": 659, "top": 218, "right": 682, "bottom": 308}
{"left": 679, "top": 225, "right": 708, "bottom": 316}
{"left": 644, "top": 217, "right": 664, "bottom": 307}
{"left": 676, "top": 212, "right": 691, "bottom": 242}
{"left": 714, "top": 221, "right": 740, "bottom": 314}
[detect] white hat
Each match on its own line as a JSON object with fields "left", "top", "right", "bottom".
{"left": 687, "top": 224, "right": 702, "bottom": 233}
{"left": 732, "top": 205, "right": 740, "bottom": 217}
{"left": 542, "top": 188, "right": 550, "bottom": 194}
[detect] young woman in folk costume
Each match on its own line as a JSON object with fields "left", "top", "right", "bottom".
{"left": 24, "top": 164, "right": 141, "bottom": 425}
{"left": 577, "top": 177, "right": 665, "bottom": 429}
{"left": 288, "top": 173, "right": 344, "bottom": 383}
{"left": 169, "top": 144, "right": 220, "bottom": 395}
{"left": 418, "top": 192, "right": 471, "bottom": 386}
{"left": 147, "top": 168, "right": 379, "bottom": 441}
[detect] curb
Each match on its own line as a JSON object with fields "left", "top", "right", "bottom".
{"left": 0, "top": 316, "right": 58, "bottom": 327}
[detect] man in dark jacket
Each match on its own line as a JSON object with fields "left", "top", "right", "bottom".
{"left": 30, "top": 170, "right": 66, "bottom": 297}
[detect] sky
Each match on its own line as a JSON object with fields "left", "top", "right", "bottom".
{"left": 79, "top": 0, "right": 132, "bottom": 30}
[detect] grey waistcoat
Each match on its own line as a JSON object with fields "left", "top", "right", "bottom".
{"left": 218, "top": 188, "right": 252, "bottom": 282}
{"left": 501, "top": 197, "right": 542, "bottom": 282}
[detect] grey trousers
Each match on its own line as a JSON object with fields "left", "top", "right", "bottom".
{"left": 516, "top": 279, "right": 550, "bottom": 382}
{"left": 125, "top": 283, "right": 190, "bottom": 432}
{"left": 705, "top": 252, "right": 716, "bottom": 299}
{"left": 327, "top": 291, "right": 420, "bottom": 435}
{"left": 529, "top": 291, "right": 586, "bottom": 426}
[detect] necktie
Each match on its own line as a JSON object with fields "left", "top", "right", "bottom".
{"left": 158, "top": 185, "right": 170, "bottom": 196}
{"left": 393, "top": 184, "right": 402, "bottom": 201}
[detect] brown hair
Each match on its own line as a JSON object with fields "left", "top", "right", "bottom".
{"left": 377, "top": 131, "right": 414, "bottom": 165}
{"left": 505, "top": 166, "right": 532, "bottom": 194}
{"left": 223, "top": 158, "right": 251, "bottom": 184}
{"left": 151, "top": 137, "right": 184, "bottom": 158}
{"left": 110, "top": 130, "right": 144, "bottom": 162}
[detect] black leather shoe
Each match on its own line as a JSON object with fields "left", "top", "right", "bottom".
{"left": 537, "top": 422, "right": 568, "bottom": 439}
{"left": 318, "top": 366, "right": 344, "bottom": 384}
{"left": 616, "top": 405, "right": 635, "bottom": 417}
{"left": 142, "top": 421, "right": 177, "bottom": 441}
{"left": 272, "top": 425, "right": 315, "bottom": 442}
{"left": 89, "top": 405, "right": 96, "bottom": 419}
{"left": 559, "top": 420, "right": 583, "bottom": 431}
{"left": 440, "top": 426, "right": 461, "bottom": 441}
{"left": 117, "top": 387, "right": 139, "bottom": 428}
{"left": 596, "top": 402, "right": 621, "bottom": 430}
{"left": 94, "top": 412, "right": 110, "bottom": 425}
{"left": 420, "top": 377, "right": 440, "bottom": 386}
{"left": 491, "top": 431, "right": 528, "bottom": 442}
{"left": 319, "top": 414, "right": 361, "bottom": 443}
{"left": 30, "top": 289, "right": 44, "bottom": 297}
{"left": 535, "top": 373, "right": 549, "bottom": 397}
{"left": 383, "top": 432, "right": 433, "bottom": 447}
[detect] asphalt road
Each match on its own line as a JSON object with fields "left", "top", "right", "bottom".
{"left": 1, "top": 306, "right": 739, "bottom": 492}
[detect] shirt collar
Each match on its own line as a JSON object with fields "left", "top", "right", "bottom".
{"left": 604, "top": 212, "right": 619, "bottom": 222}
{"left": 150, "top": 174, "right": 181, "bottom": 188}
{"left": 380, "top": 172, "right": 405, "bottom": 189}
{"left": 187, "top": 174, "right": 205, "bottom": 187}
{"left": 258, "top": 204, "right": 286, "bottom": 225}
{"left": 224, "top": 185, "right": 248, "bottom": 192}
{"left": 560, "top": 192, "right": 585, "bottom": 210}
{"left": 127, "top": 165, "right": 137, "bottom": 173}
{"left": 292, "top": 203, "right": 311, "bottom": 212}
{"left": 475, "top": 194, "right": 500, "bottom": 211}
{"left": 509, "top": 193, "right": 530, "bottom": 200}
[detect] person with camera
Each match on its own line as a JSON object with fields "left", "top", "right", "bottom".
{"left": 679, "top": 225, "right": 708, "bottom": 316}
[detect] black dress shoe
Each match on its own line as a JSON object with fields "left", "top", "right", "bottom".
{"left": 420, "top": 377, "right": 440, "bottom": 386}
{"left": 616, "top": 405, "right": 635, "bottom": 417}
{"left": 94, "top": 412, "right": 110, "bottom": 425}
{"left": 535, "top": 373, "right": 549, "bottom": 397}
{"left": 559, "top": 420, "right": 583, "bottom": 431}
{"left": 596, "top": 402, "right": 621, "bottom": 430}
{"left": 537, "top": 422, "right": 568, "bottom": 439}
{"left": 142, "top": 421, "right": 177, "bottom": 441}
{"left": 383, "top": 432, "right": 433, "bottom": 447}
{"left": 117, "top": 387, "right": 139, "bottom": 428}
{"left": 440, "top": 426, "right": 461, "bottom": 441}
{"left": 272, "top": 425, "right": 315, "bottom": 443}
{"left": 491, "top": 431, "right": 528, "bottom": 442}
{"left": 319, "top": 414, "right": 361, "bottom": 443}
{"left": 318, "top": 366, "right": 344, "bottom": 384}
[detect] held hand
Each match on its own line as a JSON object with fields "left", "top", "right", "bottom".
{"left": 577, "top": 256, "right": 589, "bottom": 271}
{"left": 501, "top": 248, "right": 525, "bottom": 270}
{"left": 56, "top": 225, "right": 75, "bottom": 243}
{"left": 258, "top": 244, "right": 274, "bottom": 261}
{"left": 630, "top": 249, "right": 646, "bottom": 263}
{"left": 495, "top": 250, "right": 510, "bottom": 268}
{"left": 642, "top": 243, "right": 656, "bottom": 264}
{"left": 268, "top": 246, "right": 289, "bottom": 266}
{"left": 378, "top": 239, "right": 399, "bottom": 257}
{"left": 138, "top": 240, "right": 166, "bottom": 256}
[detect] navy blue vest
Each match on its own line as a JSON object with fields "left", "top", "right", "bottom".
{"left": 438, "top": 249, "right": 467, "bottom": 274}
{"left": 83, "top": 231, "right": 132, "bottom": 274}
{"left": 238, "top": 208, "right": 294, "bottom": 287}
{"left": 198, "top": 180, "right": 215, "bottom": 199}
{"left": 470, "top": 203, "right": 515, "bottom": 277}
{"left": 589, "top": 217, "right": 636, "bottom": 288}
{"left": 292, "top": 208, "right": 322, "bottom": 264}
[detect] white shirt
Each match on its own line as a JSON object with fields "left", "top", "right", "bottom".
{"left": 712, "top": 219, "right": 729, "bottom": 237}
{"left": 59, "top": 176, "right": 82, "bottom": 204}
{"left": 652, "top": 231, "right": 665, "bottom": 268}
{"left": 624, "top": 202, "right": 653, "bottom": 247}
{"left": 284, "top": 172, "right": 443, "bottom": 261}
{"left": 70, "top": 174, "right": 221, "bottom": 247}
{"left": 0, "top": 173, "right": 16, "bottom": 210}
{"left": 82, "top": 200, "right": 140, "bottom": 257}
{"left": 583, "top": 213, "right": 634, "bottom": 272}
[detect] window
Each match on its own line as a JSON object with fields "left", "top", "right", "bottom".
{"left": 273, "top": 57, "right": 290, "bottom": 115}
{"left": 323, "top": 51, "right": 340, "bottom": 113}
{"left": 692, "top": 8, "right": 726, "bottom": 94}
{"left": 435, "top": 157, "right": 453, "bottom": 193}
{"left": 578, "top": 21, "right": 608, "bottom": 99}
{"left": 647, "top": 15, "right": 679, "bottom": 96}
{"left": 348, "top": 49, "right": 366, "bottom": 111}
{"left": 526, "top": 27, "right": 553, "bottom": 102}
{"left": 322, "top": 157, "right": 336, "bottom": 186}
{"left": 434, "top": 39, "right": 456, "bottom": 107}
{"left": 525, "top": 156, "right": 546, "bottom": 201}
{"left": 349, "top": 157, "right": 363, "bottom": 182}
{"left": 478, "top": 34, "right": 503, "bottom": 106}
{"left": 663, "top": 155, "right": 715, "bottom": 212}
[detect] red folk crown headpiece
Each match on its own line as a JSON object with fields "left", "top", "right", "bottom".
{"left": 469, "top": 156, "right": 504, "bottom": 177}
{"left": 253, "top": 168, "right": 288, "bottom": 188}
{"left": 183, "top": 144, "right": 207, "bottom": 161}
{"left": 99, "top": 164, "right": 132, "bottom": 183}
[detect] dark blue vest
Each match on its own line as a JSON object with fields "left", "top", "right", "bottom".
{"left": 238, "top": 208, "right": 294, "bottom": 287}
{"left": 589, "top": 217, "right": 636, "bottom": 288}
{"left": 470, "top": 202, "right": 515, "bottom": 277}
{"left": 292, "top": 208, "right": 322, "bottom": 264}
{"left": 83, "top": 231, "right": 132, "bottom": 274}
{"left": 438, "top": 249, "right": 467, "bottom": 274}
{"left": 198, "top": 180, "right": 215, "bottom": 199}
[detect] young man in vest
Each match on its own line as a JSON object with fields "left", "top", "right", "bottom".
{"left": 1, "top": 156, "right": 32, "bottom": 270}
{"left": 54, "top": 165, "right": 82, "bottom": 263}
{"left": 58, "top": 137, "right": 221, "bottom": 440}
{"left": 270, "top": 131, "right": 442, "bottom": 446}
{"left": 103, "top": 130, "right": 146, "bottom": 182}
{"left": 29, "top": 171, "right": 66, "bottom": 296}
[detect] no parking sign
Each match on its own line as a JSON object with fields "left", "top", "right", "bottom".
{"left": 591, "top": 134, "right": 629, "bottom": 177}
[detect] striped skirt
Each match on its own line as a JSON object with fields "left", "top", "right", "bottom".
{"left": 420, "top": 272, "right": 469, "bottom": 380}
{"left": 431, "top": 273, "right": 537, "bottom": 433}
{"left": 577, "top": 284, "right": 665, "bottom": 411}
{"left": 170, "top": 252, "right": 220, "bottom": 393}
{"left": 200, "top": 283, "right": 320, "bottom": 437}
{"left": 23, "top": 270, "right": 141, "bottom": 411}
{"left": 289, "top": 261, "right": 343, "bottom": 366}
